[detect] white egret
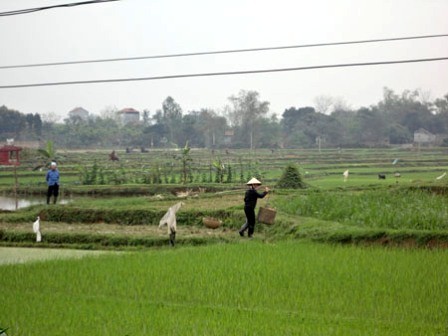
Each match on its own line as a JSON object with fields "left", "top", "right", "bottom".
{"left": 343, "top": 170, "right": 349, "bottom": 182}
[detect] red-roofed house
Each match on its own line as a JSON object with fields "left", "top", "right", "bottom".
{"left": 117, "top": 108, "right": 140, "bottom": 124}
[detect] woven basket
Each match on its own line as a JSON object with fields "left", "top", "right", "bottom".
{"left": 257, "top": 206, "right": 277, "bottom": 225}
{"left": 203, "top": 217, "right": 222, "bottom": 229}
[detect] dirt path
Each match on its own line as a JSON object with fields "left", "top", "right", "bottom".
{"left": 0, "top": 222, "right": 237, "bottom": 239}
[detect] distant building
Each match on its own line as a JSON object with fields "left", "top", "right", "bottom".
{"left": 13, "top": 141, "right": 41, "bottom": 149}
{"left": 436, "top": 133, "right": 448, "bottom": 146}
{"left": 117, "top": 108, "right": 140, "bottom": 124}
{"left": 68, "top": 107, "right": 90, "bottom": 121}
{"left": 224, "top": 129, "right": 234, "bottom": 145}
{"left": 0, "top": 144, "right": 22, "bottom": 166}
{"left": 414, "top": 128, "right": 436, "bottom": 145}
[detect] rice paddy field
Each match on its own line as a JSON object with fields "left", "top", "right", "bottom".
{"left": 1, "top": 146, "right": 448, "bottom": 190}
{"left": 1, "top": 242, "right": 447, "bottom": 335}
{"left": 1, "top": 147, "right": 448, "bottom": 334}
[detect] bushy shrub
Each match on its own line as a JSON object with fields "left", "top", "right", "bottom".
{"left": 277, "top": 164, "right": 306, "bottom": 189}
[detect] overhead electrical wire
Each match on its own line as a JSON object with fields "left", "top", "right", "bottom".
{"left": 0, "top": 56, "right": 446, "bottom": 89}
{"left": 1, "top": 33, "right": 447, "bottom": 70}
{"left": 0, "top": 0, "right": 121, "bottom": 17}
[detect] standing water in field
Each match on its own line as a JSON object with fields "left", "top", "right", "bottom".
{"left": 0, "top": 196, "right": 70, "bottom": 211}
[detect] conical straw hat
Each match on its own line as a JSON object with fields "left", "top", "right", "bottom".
{"left": 246, "top": 177, "right": 262, "bottom": 185}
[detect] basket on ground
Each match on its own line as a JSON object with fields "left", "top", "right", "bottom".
{"left": 257, "top": 206, "right": 277, "bottom": 225}
{"left": 203, "top": 216, "right": 222, "bottom": 229}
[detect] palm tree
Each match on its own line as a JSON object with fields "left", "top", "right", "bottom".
{"left": 33, "top": 140, "right": 62, "bottom": 170}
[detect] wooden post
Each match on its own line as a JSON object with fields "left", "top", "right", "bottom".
{"left": 13, "top": 163, "right": 18, "bottom": 210}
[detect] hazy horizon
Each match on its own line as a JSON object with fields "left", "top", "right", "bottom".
{"left": 1, "top": 0, "right": 447, "bottom": 118}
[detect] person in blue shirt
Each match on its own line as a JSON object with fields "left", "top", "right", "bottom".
{"left": 239, "top": 177, "right": 269, "bottom": 238}
{"left": 46, "top": 162, "right": 60, "bottom": 204}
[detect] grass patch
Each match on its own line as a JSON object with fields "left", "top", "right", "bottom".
{"left": 275, "top": 187, "right": 448, "bottom": 230}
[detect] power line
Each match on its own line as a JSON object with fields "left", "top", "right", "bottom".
{"left": 0, "top": 0, "right": 121, "bottom": 17}
{"left": 0, "top": 56, "right": 446, "bottom": 89}
{"left": 1, "top": 33, "right": 447, "bottom": 70}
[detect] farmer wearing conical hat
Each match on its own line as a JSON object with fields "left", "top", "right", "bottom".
{"left": 239, "top": 177, "right": 269, "bottom": 238}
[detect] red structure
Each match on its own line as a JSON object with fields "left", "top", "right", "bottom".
{"left": 0, "top": 145, "right": 22, "bottom": 166}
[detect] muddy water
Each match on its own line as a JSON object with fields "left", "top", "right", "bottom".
{"left": 0, "top": 247, "right": 113, "bottom": 265}
{"left": 0, "top": 196, "right": 70, "bottom": 210}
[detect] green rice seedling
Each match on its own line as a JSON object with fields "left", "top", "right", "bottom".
{"left": 1, "top": 242, "right": 447, "bottom": 335}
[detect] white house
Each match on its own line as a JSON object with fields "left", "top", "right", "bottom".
{"left": 117, "top": 108, "right": 140, "bottom": 124}
{"left": 68, "top": 107, "right": 89, "bottom": 121}
{"left": 414, "top": 128, "right": 436, "bottom": 144}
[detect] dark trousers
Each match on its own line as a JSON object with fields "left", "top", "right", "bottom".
{"left": 169, "top": 228, "right": 176, "bottom": 247}
{"left": 47, "top": 184, "right": 59, "bottom": 204}
{"left": 242, "top": 206, "right": 256, "bottom": 237}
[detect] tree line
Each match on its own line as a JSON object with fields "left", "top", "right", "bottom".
{"left": 0, "top": 105, "right": 42, "bottom": 140}
{"left": 1, "top": 87, "right": 448, "bottom": 149}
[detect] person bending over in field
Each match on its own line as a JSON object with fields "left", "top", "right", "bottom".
{"left": 239, "top": 178, "right": 269, "bottom": 238}
{"left": 46, "top": 162, "right": 60, "bottom": 204}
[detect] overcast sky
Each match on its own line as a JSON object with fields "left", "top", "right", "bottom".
{"left": 0, "top": 0, "right": 447, "bottom": 120}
